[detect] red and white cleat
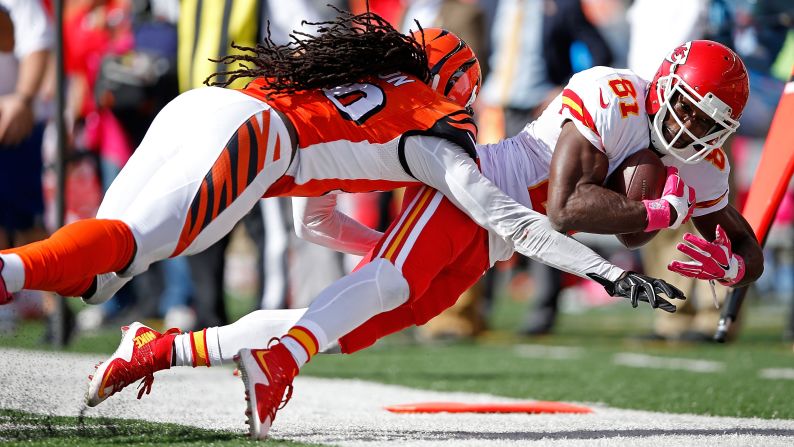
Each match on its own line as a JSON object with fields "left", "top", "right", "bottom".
{"left": 236, "top": 342, "right": 298, "bottom": 439}
{"left": 85, "top": 322, "right": 179, "bottom": 407}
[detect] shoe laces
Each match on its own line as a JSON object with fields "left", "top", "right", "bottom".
{"left": 264, "top": 337, "right": 294, "bottom": 412}
{"left": 113, "top": 328, "right": 181, "bottom": 400}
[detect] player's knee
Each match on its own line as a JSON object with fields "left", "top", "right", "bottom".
{"left": 369, "top": 258, "right": 410, "bottom": 312}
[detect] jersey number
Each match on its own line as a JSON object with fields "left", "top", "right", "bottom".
{"left": 608, "top": 78, "right": 639, "bottom": 118}
{"left": 324, "top": 83, "right": 386, "bottom": 125}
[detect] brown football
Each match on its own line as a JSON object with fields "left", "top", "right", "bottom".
{"left": 606, "top": 149, "right": 666, "bottom": 249}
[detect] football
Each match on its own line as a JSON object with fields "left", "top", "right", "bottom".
{"left": 606, "top": 148, "right": 666, "bottom": 249}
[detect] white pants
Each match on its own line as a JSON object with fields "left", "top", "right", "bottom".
{"left": 96, "top": 87, "right": 293, "bottom": 276}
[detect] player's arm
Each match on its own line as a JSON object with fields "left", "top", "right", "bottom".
{"left": 292, "top": 195, "right": 383, "bottom": 256}
{"left": 546, "top": 121, "right": 694, "bottom": 235}
{"left": 405, "top": 134, "right": 621, "bottom": 280}
{"left": 546, "top": 121, "right": 648, "bottom": 233}
{"left": 403, "top": 135, "right": 685, "bottom": 310}
{"left": 669, "top": 204, "right": 763, "bottom": 288}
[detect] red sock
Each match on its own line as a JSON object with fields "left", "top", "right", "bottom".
{"left": 1, "top": 219, "right": 135, "bottom": 294}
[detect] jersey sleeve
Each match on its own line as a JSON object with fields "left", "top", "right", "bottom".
{"left": 291, "top": 195, "right": 384, "bottom": 256}
{"left": 402, "top": 135, "right": 626, "bottom": 281}
{"left": 559, "top": 69, "right": 650, "bottom": 174}
{"left": 692, "top": 151, "right": 731, "bottom": 217}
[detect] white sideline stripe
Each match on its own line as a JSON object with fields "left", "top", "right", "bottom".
{"left": 613, "top": 352, "right": 724, "bottom": 373}
{"left": 759, "top": 368, "right": 794, "bottom": 380}
{"left": 3, "top": 348, "right": 794, "bottom": 447}
{"left": 514, "top": 344, "right": 583, "bottom": 360}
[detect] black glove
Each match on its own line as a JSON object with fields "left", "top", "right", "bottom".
{"left": 587, "top": 272, "right": 686, "bottom": 313}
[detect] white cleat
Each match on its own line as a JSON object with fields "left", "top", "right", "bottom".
{"left": 236, "top": 343, "right": 298, "bottom": 439}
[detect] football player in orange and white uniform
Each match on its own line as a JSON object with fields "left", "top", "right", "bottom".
{"left": 0, "top": 20, "right": 638, "bottom": 308}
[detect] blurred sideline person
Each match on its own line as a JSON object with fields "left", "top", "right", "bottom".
{"left": 0, "top": 0, "right": 51, "bottom": 254}
{"left": 82, "top": 33, "right": 765, "bottom": 441}
{"left": 478, "top": 0, "right": 614, "bottom": 336}
{"left": 0, "top": 0, "right": 52, "bottom": 333}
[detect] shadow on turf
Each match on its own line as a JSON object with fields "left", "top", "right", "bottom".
{"left": 0, "top": 409, "right": 239, "bottom": 443}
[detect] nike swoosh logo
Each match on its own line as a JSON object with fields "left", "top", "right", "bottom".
{"left": 98, "top": 364, "right": 114, "bottom": 398}
{"left": 599, "top": 89, "right": 609, "bottom": 109}
{"left": 716, "top": 260, "right": 730, "bottom": 270}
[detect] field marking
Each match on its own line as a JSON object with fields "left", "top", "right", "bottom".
{"left": 613, "top": 353, "right": 725, "bottom": 373}
{"left": 514, "top": 344, "right": 584, "bottom": 360}
{"left": 759, "top": 368, "right": 794, "bottom": 380}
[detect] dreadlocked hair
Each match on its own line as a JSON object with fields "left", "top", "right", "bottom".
{"left": 204, "top": 8, "right": 430, "bottom": 93}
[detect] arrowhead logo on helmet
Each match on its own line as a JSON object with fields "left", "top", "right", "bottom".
{"left": 665, "top": 42, "right": 692, "bottom": 65}
{"left": 411, "top": 28, "right": 482, "bottom": 109}
{"left": 646, "top": 40, "right": 749, "bottom": 164}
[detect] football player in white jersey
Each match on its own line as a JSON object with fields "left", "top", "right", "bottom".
{"left": 539, "top": 40, "right": 762, "bottom": 288}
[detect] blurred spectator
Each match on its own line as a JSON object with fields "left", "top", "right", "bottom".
{"left": 626, "top": 0, "right": 709, "bottom": 80}
{"left": 478, "top": 0, "right": 612, "bottom": 337}
{"left": 0, "top": 0, "right": 52, "bottom": 249}
{"left": 717, "top": 0, "right": 794, "bottom": 341}
{"left": 0, "top": 0, "right": 52, "bottom": 333}
{"left": 69, "top": 0, "right": 195, "bottom": 331}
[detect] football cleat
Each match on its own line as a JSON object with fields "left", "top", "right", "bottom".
{"left": 0, "top": 258, "right": 12, "bottom": 305}
{"left": 236, "top": 342, "right": 299, "bottom": 439}
{"left": 85, "top": 322, "right": 179, "bottom": 407}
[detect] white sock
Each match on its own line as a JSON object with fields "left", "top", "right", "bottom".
{"left": 214, "top": 308, "right": 307, "bottom": 365}
{"left": 281, "top": 336, "right": 309, "bottom": 367}
{"left": 172, "top": 332, "right": 193, "bottom": 367}
{"left": 0, "top": 254, "right": 25, "bottom": 293}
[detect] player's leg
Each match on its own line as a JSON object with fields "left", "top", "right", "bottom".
{"left": 339, "top": 215, "right": 489, "bottom": 354}
{"left": 0, "top": 90, "right": 204, "bottom": 301}
{"left": 85, "top": 89, "right": 295, "bottom": 406}
{"left": 236, "top": 186, "right": 487, "bottom": 437}
{"left": 1, "top": 88, "right": 293, "bottom": 304}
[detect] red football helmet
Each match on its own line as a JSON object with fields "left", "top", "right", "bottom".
{"left": 646, "top": 40, "right": 749, "bottom": 164}
{"left": 412, "top": 28, "right": 481, "bottom": 109}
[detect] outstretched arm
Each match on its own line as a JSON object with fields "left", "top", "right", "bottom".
{"left": 291, "top": 195, "right": 383, "bottom": 256}
{"left": 402, "top": 135, "right": 624, "bottom": 281}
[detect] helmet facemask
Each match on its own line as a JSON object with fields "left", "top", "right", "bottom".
{"left": 649, "top": 73, "right": 740, "bottom": 164}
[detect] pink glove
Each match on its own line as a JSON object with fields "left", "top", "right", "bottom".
{"left": 668, "top": 224, "right": 746, "bottom": 286}
{"left": 643, "top": 167, "right": 696, "bottom": 232}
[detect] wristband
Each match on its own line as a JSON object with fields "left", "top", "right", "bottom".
{"left": 642, "top": 199, "right": 670, "bottom": 232}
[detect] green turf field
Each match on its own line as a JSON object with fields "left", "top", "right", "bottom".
{"left": 1, "top": 296, "right": 792, "bottom": 445}
{"left": 0, "top": 409, "right": 317, "bottom": 446}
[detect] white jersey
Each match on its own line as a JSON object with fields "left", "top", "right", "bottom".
{"left": 478, "top": 66, "right": 730, "bottom": 225}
